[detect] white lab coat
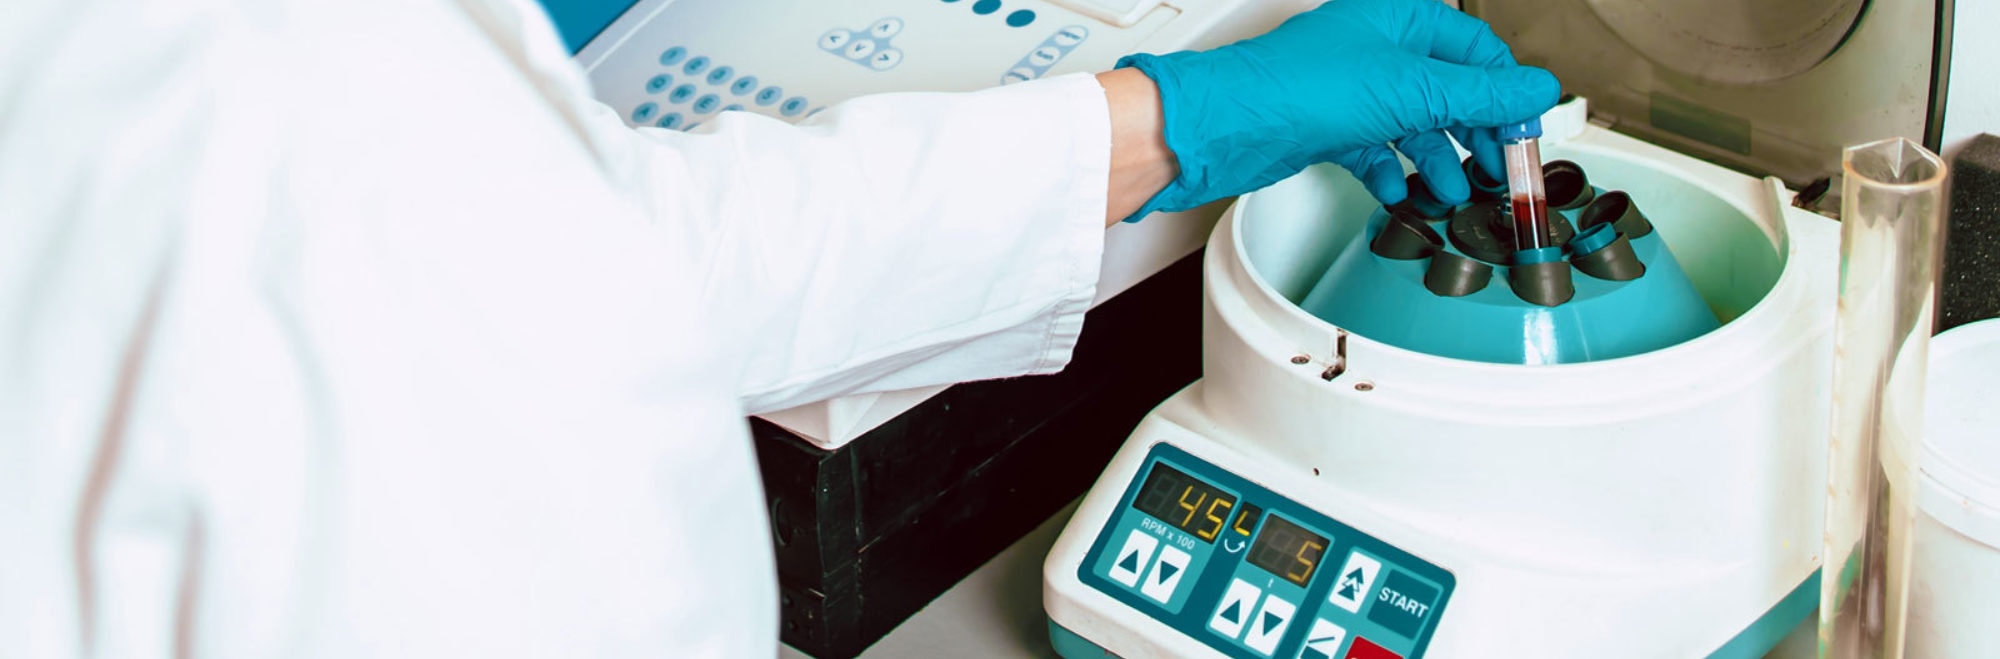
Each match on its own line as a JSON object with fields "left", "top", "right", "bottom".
{"left": 0, "top": 0, "right": 1109, "bottom": 656}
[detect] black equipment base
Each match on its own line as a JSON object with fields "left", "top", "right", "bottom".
{"left": 755, "top": 252, "right": 1204, "bottom": 658}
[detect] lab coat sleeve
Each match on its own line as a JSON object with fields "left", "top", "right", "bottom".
{"left": 590, "top": 75, "right": 1113, "bottom": 414}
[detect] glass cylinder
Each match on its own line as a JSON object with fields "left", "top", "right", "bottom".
{"left": 1820, "top": 137, "right": 1949, "bottom": 659}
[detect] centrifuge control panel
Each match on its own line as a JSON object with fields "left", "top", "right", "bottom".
{"left": 1080, "top": 443, "right": 1454, "bottom": 659}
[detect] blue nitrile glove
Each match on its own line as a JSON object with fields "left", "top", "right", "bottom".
{"left": 1117, "top": 0, "right": 1561, "bottom": 221}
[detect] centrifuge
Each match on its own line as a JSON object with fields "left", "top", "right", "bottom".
{"left": 1039, "top": 0, "right": 1979, "bottom": 655}
{"left": 1042, "top": 97, "right": 1838, "bottom": 658}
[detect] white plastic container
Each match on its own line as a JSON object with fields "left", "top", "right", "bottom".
{"left": 1908, "top": 318, "right": 2000, "bottom": 658}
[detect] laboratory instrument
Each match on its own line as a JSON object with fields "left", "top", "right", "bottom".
{"left": 1045, "top": 104, "right": 1837, "bottom": 657}
{"left": 544, "top": 1, "right": 1289, "bottom": 656}
{"left": 1820, "top": 138, "right": 1948, "bottom": 657}
{"left": 1044, "top": 0, "right": 1991, "bottom": 656}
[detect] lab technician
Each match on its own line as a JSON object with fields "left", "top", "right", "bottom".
{"left": 0, "top": 0, "right": 1555, "bottom": 655}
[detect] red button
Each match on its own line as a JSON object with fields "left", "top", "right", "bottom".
{"left": 1343, "top": 636, "right": 1403, "bottom": 659}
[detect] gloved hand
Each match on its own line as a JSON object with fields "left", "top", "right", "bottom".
{"left": 1117, "top": 0, "right": 1560, "bottom": 220}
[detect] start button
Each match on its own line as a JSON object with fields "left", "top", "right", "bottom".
{"left": 1367, "top": 570, "right": 1440, "bottom": 639}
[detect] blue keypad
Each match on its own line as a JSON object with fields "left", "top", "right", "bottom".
{"left": 1006, "top": 9, "right": 1036, "bottom": 27}
{"left": 973, "top": 0, "right": 1001, "bottom": 15}
{"left": 780, "top": 97, "right": 809, "bottom": 117}
{"left": 643, "top": 47, "right": 803, "bottom": 123}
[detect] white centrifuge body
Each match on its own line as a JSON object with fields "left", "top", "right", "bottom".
{"left": 1044, "top": 102, "right": 1840, "bottom": 659}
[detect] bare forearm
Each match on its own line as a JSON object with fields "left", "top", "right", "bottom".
{"left": 1098, "top": 68, "right": 1177, "bottom": 226}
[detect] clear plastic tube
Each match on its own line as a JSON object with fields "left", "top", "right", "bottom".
{"left": 1820, "top": 137, "right": 1949, "bottom": 659}
{"left": 1504, "top": 137, "right": 1550, "bottom": 251}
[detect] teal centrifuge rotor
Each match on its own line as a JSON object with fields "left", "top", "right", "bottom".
{"left": 1297, "top": 161, "right": 1719, "bottom": 365}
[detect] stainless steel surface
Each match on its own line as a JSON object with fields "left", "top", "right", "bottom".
{"left": 1583, "top": 0, "right": 1866, "bottom": 85}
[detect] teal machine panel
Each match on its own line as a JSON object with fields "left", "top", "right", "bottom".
{"left": 537, "top": 0, "right": 641, "bottom": 54}
{"left": 1078, "top": 443, "right": 1455, "bottom": 659}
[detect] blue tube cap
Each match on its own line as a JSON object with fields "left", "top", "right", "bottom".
{"left": 1498, "top": 119, "right": 1543, "bottom": 142}
{"left": 1567, "top": 222, "right": 1618, "bottom": 256}
{"left": 1512, "top": 245, "right": 1564, "bottom": 265}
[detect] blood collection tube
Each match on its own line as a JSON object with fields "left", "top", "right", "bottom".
{"left": 1499, "top": 120, "right": 1549, "bottom": 251}
{"left": 1496, "top": 119, "right": 1573, "bottom": 307}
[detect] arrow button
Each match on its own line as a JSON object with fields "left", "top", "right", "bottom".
{"left": 1335, "top": 568, "right": 1362, "bottom": 600}
{"left": 1244, "top": 594, "right": 1296, "bottom": 655}
{"left": 1107, "top": 530, "right": 1157, "bottom": 588}
{"left": 1140, "top": 545, "right": 1190, "bottom": 603}
{"left": 1296, "top": 617, "right": 1349, "bottom": 659}
{"left": 1209, "top": 578, "right": 1262, "bottom": 640}
{"left": 1327, "top": 551, "right": 1383, "bottom": 614}
{"left": 819, "top": 29, "right": 852, "bottom": 50}
{"left": 868, "top": 48, "right": 903, "bottom": 71}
